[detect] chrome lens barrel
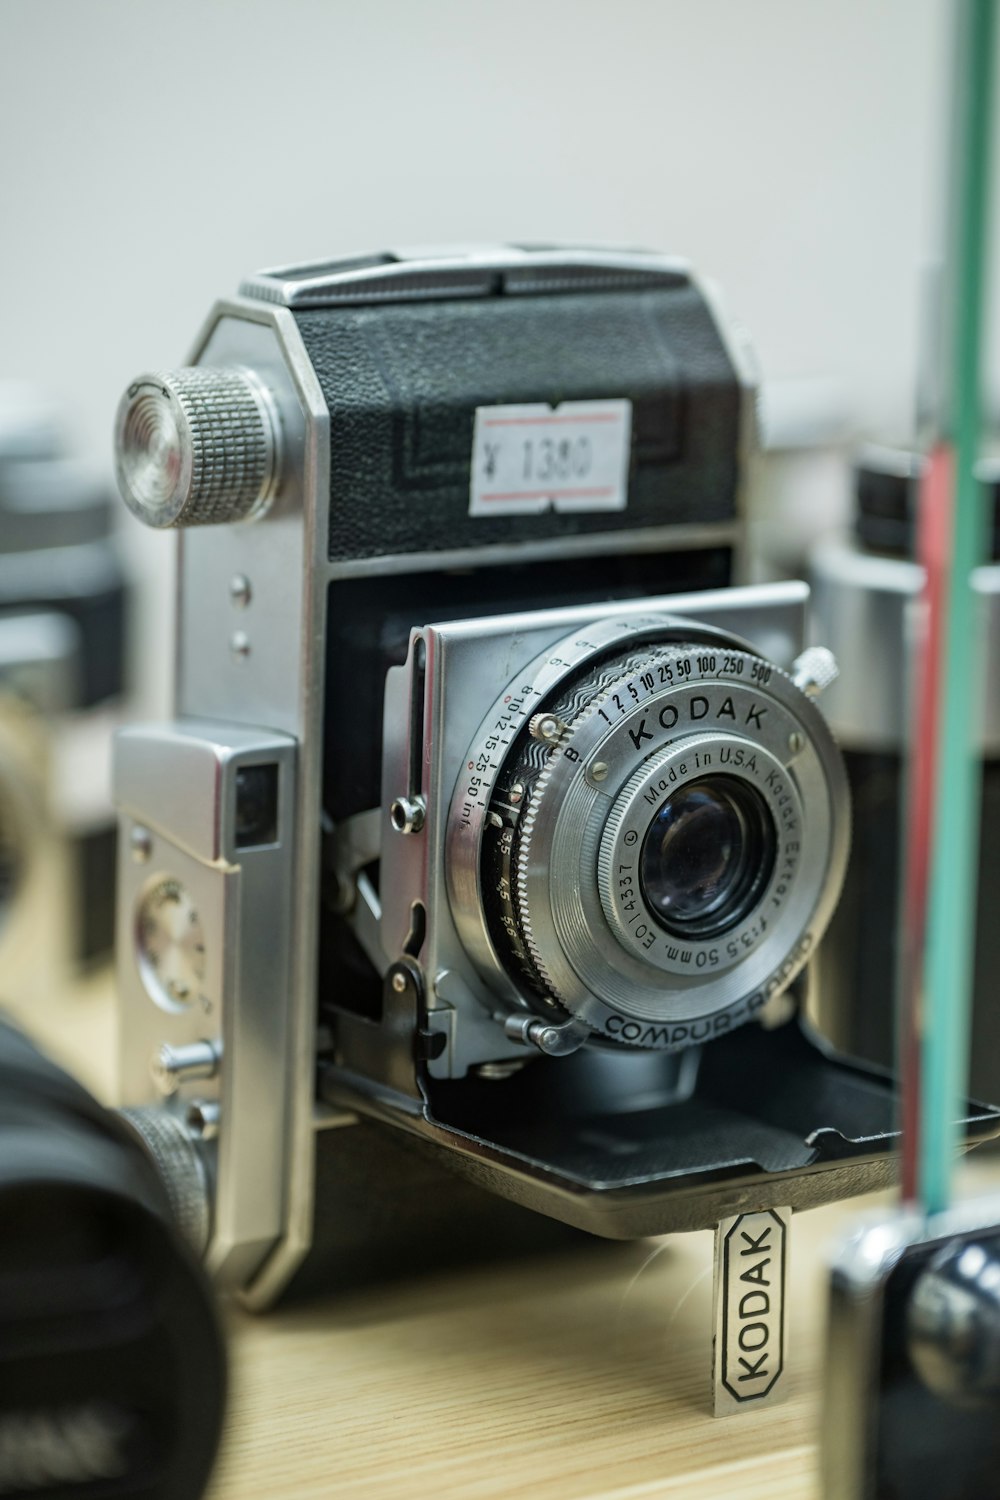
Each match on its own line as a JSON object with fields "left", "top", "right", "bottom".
{"left": 446, "top": 615, "right": 849, "bottom": 1052}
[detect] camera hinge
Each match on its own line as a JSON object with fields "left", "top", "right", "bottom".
{"left": 332, "top": 957, "right": 441, "bottom": 1105}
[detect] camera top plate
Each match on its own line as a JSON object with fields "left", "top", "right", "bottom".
{"left": 240, "top": 245, "right": 690, "bottom": 310}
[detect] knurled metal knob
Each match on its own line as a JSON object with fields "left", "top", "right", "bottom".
{"left": 114, "top": 366, "right": 282, "bottom": 529}
{"left": 528, "top": 712, "right": 567, "bottom": 744}
{"left": 117, "top": 1105, "right": 212, "bottom": 1255}
{"left": 791, "top": 646, "right": 840, "bottom": 699}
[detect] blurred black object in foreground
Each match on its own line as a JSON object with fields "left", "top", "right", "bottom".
{"left": 825, "top": 1200, "right": 1000, "bottom": 1499}
{"left": 0, "top": 1015, "right": 225, "bottom": 1499}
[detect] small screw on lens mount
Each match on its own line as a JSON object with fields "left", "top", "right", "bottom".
{"left": 390, "top": 795, "right": 426, "bottom": 835}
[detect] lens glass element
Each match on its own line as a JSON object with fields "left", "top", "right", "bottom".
{"left": 639, "top": 775, "right": 776, "bottom": 939}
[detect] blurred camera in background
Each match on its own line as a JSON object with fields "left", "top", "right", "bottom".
{"left": 0, "top": 385, "right": 129, "bottom": 1010}
{"left": 810, "top": 445, "right": 1000, "bottom": 1106}
{"left": 746, "top": 375, "right": 857, "bottom": 585}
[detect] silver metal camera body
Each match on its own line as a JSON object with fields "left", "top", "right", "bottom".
{"left": 112, "top": 248, "right": 984, "bottom": 1311}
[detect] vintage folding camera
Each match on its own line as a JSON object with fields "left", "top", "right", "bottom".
{"left": 109, "top": 246, "right": 995, "bottom": 1311}
{"left": 0, "top": 388, "right": 128, "bottom": 1005}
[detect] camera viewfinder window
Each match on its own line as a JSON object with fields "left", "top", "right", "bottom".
{"left": 235, "top": 764, "right": 279, "bottom": 849}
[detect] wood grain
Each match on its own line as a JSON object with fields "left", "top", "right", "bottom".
{"left": 29, "top": 975, "right": 1000, "bottom": 1499}
{"left": 209, "top": 1155, "right": 1000, "bottom": 1500}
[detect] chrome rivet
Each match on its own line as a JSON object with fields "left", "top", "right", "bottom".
{"left": 130, "top": 825, "right": 153, "bottom": 863}
{"left": 391, "top": 971, "right": 407, "bottom": 994}
{"left": 390, "top": 795, "right": 426, "bottom": 835}
{"left": 185, "top": 1099, "right": 220, "bottom": 1141}
{"left": 509, "top": 783, "right": 525, "bottom": 805}
{"left": 229, "top": 573, "right": 252, "bottom": 608}
{"left": 230, "top": 630, "right": 251, "bottom": 660}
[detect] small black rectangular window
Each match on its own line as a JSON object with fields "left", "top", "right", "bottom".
{"left": 235, "top": 763, "right": 279, "bottom": 848}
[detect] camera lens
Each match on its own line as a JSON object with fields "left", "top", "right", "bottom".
{"left": 639, "top": 775, "right": 776, "bottom": 939}
{"left": 453, "top": 615, "right": 850, "bottom": 1052}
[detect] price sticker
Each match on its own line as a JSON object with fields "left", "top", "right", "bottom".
{"left": 469, "top": 399, "right": 632, "bottom": 517}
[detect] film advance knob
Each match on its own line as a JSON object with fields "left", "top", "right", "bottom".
{"left": 114, "top": 367, "right": 282, "bottom": 528}
{"left": 118, "top": 1105, "right": 212, "bottom": 1256}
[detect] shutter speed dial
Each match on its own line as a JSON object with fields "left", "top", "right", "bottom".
{"left": 114, "top": 366, "right": 282, "bottom": 528}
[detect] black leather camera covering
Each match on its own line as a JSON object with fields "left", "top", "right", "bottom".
{"left": 292, "top": 284, "right": 740, "bottom": 562}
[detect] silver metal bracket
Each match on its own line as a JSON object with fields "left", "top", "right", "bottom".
{"left": 712, "top": 1206, "right": 790, "bottom": 1416}
{"left": 324, "top": 806, "right": 381, "bottom": 913}
{"left": 324, "top": 806, "right": 387, "bottom": 973}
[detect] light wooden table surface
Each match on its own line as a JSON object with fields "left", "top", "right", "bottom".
{"left": 21, "top": 973, "right": 1000, "bottom": 1500}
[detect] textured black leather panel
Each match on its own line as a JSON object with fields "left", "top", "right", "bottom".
{"left": 292, "top": 286, "right": 740, "bottom": 562}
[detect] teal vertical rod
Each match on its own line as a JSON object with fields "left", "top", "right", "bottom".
{"left": 920, "top": 0, "right": 996, "bottom": 1213}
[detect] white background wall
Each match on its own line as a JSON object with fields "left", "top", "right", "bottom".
{"left": 0, "top": 0, "right": 973, "bottom": 703}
